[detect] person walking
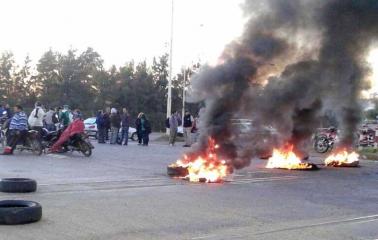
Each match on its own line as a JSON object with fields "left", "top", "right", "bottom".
{"left": 183, "top": 111, "right": 194, "bottom": 147}
{"left": 140, "top": 113, "right": 151, "bottom": 146}
{"left": 28, "top": 101, "right": 46, "bottom": 137}
{"left": 135, "top": 112, "right": 143, "bottom": 145}
{"left": 120, "top": 108, "right": 130, "bottom": 146}
{"left": 110, "top": 108, "right": 121, "bottom": 144}
{"left": 169, "top": 111, "right": 179, "bottom": 146}
{"left": 3, "top": 105, "right": 28, "bottom": 155}
{"left": 96, "top": 110, "right": 106, "bottom": 143}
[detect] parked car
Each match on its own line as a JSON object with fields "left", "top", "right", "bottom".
{"left": 84, "top": 117, "right": 97, "bottom": 138}
{"left": 84, "top": 117, "right": 138, "bottom": 141}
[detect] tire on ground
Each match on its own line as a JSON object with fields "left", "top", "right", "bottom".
{"left": 167, "top": 166, "right": 189, "bottom": 177}
{"left": 0, "top": 200, "right": 42, "bottom": 225}
{"left": 0, "top": 178, "right": 37, "bottom": 193}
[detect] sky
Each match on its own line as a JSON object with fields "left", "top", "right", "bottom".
{"left": 0, "top": 0, "right": 376, "bottom": 94}
{"left": 0, "top": 0, "right": 245, "bottom": 72}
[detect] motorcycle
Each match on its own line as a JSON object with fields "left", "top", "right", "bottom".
{"left": 41, "top": 128, "right": 94, "bottom": 157}
{"left": 0, "top": 111, "right": 9, "bottom": 149}
{"left": 2, "top": 129, "right": 43, "bottom": 156}
{"left": 314, "top": 127, "right": 337, "bottom": 153}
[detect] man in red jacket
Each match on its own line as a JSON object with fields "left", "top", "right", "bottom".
{"left": 50, "top": 110, "right": 84, "bottom": 153}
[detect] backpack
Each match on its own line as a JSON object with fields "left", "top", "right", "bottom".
{"left": 52, "top": 113, "right": 59, "bottom": 124}
{"left": 34, "top": 108, "right": 39, "bottom": 118}
{"left": 165, "top": 118, "right": 170, "bottom": 128}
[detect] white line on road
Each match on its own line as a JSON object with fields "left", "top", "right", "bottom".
{"left": 191, "top": 234, "right": 217, "bottom": 239}
{"left": 256, "top": 214, "right": 378, "bottom": 235}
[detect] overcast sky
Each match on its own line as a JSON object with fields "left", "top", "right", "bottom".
{"left": 0, "top": 0, "right": 376, "bottom": 94}
{"left": 0, "top": 0, "right": 245, "bottom": 72}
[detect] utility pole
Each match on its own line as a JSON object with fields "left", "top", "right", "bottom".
{"left": 166, "top": 0, "right": 174, "bottom": 134}
{"left": 182, "top": 67, "right": 186, "bottom": 124}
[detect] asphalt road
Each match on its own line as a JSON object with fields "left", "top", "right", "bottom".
{"left": 0, "top": 137, "right": 377, "bottom": 240}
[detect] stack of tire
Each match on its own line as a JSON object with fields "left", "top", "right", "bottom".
{"left": 0, "top": 178, "right": 42, "bottom": 225}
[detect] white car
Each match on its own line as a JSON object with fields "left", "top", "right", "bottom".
{"left": 84, "top": 117, "right": 98, "bottom": 138}
{"left": 84, "top": 117, "right": 138, "bottom": 141}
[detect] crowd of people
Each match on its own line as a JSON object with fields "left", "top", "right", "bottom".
{"left": 95, "top": 108, "right": 152, "bottom": 146}
{"left": 0, "top": 101, "right": 200, "bottom": 154}
{"left": 167, "top": 110, "right": 198, "bottom": 147}
{"left": 0, "top": 102, "right": 83, "bottom": 155}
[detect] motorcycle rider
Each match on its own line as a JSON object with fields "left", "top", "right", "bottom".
{"left": 50, "top": 110, "right": 84, "bottom": 153}
{"left": 3, "top": 105, "right": 28, "bottom": 155}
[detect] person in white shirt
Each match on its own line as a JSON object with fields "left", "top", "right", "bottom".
{"left": 28, "top": 102, "right": 46, "bottom": 136}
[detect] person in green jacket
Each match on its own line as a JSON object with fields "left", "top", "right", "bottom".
{"left": 59, "top": 105, "right": 71, "bottom": 128}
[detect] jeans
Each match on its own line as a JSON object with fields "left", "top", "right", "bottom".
{"left": 46, "top": 124, "right": 56, "bottom": 132}
{"left": 120, "top": 127, "right": 129, "bottom": 145}
{"left": 141, "top": 130, "right": 149, "bottom": 146}
{"left": 137, "top": 131, "right": 142, "bottom": 144}
{"left": 97, "top": 127, "right": 106, "bottom": 143}
{"left": 110, "top": 127, "right": 119, "bottom": 144}
{"left": 7, "top": 129, "right": 27, "bottom": 152}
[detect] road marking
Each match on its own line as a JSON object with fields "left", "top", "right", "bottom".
{"left": 48, "top": 154, "right": 68, "bottom": 159}
{"left": 230, "top": 176, "right": 300, "bottom": 184}
{"left": 191, "top": 234, "right": 217, "bottom": 239}
{"left": 256, "top": 214, "right": 378, "bottom": 235}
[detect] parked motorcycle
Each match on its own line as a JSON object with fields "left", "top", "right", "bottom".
{"left": 314, "top": 127, "right": 337, "bottom": 153}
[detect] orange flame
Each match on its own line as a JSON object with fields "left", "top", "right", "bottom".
{"left": 325, "top": 149, "right": 359, "bottom": 166}
{"left": 266, "top": 144, "right": 313, "bottom": 170}
{"left": 172, "top": 138, "right": 229, "bottom": 183}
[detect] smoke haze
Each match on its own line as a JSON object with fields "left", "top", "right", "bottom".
{"left": 189, "top": 0, "right": 378, "bottom": 170}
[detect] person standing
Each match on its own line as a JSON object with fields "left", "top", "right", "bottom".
{"left": 103, "top": 107, "right": 111, "bottom": 141}
{"left": 169, "top": 111, "right": 179, "bottom": 146}
{"left": 96, "top": 110, "right": 106, "bottom": 143}
{"left": 60, "top": 105, "right": 71, "bottom": 128}
{"left": 3, "top": 105, "right": 28, "bottom": 155}
{"left": 28, "top": 101, "right": 46, "bottom": 136}
{"left": 110, "top": 108, "right": 121, "bottom": 144}
{"left": 140, "top": 113, "right": 151, "bottom": 146}
{"left": 183, "top": 111, "right": 194, "bottom": 147}
{"left": 44, "top": 107, "right": 57, "bottom": 131}
{"left": 120, "top": 108, "right": 130, "bottom": 146}
{"left": 135, "top": 112, "right": 143, "bottom": 145}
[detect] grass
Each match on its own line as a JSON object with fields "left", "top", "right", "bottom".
{"left": 358, "top": 147, "right": 378, "bottom": 161}
{"left": 154, "top": 134, "right": 185, "bottom": 142}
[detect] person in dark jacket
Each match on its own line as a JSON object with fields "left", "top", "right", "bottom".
{"left": 135, "top": 112, "right": 143, "bottom": 145}
{"left": 103, "top": 108, "right": 111, "bottom": 141}
{"left": 120, "top": 108, "right": 130, "bottom": 146}
{"left": 96, "top": 110, "right": 106, "bottom": 143}
{"left": 140, "top": 113, "right": 151, "bottom": 146}
{"left": 110, "top": 108, "right": 121, "bottom": 144}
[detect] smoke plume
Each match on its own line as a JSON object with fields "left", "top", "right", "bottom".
{"left": 189, "top": 0, "right": 378, "bottom": 170}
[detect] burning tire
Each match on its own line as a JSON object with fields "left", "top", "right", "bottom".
{"left": 0, "top": 200, "right": 42, "bottom": 225}
{"left": 0, "top": 178, "right": 37, "bottom": 193}
{"left": 326, "top": 161, "right": 359, "bottom": 167}
{"left": 167, "top": 165, "right": 189, "bottom": 177}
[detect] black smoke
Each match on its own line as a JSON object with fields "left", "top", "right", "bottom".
{"left": 189, "top": 0, "right": 378, "bottom": 170}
